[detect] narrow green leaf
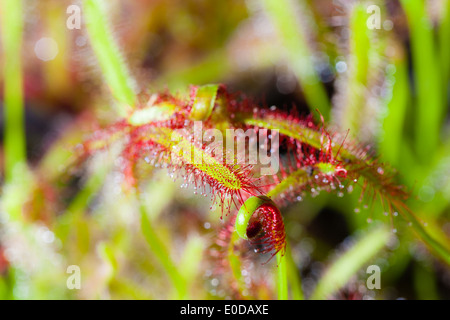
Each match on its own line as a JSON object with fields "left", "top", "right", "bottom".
{"left": 83, "top": 0, "right": 136, "bottom": 115}
{"left": 378, "top": 56, "right": 409, "bottom": 167}
{"left": 439, "top": 0, "right": 450, "bottom": 84}
{"left": 261, "top": 0, "right": 330, "bottom": 120}
{"left": 311, "top": 226, "right": 390, "bottom": 299}
{"left": 400, "top": 0, "right": 443, "bottom": 164}
{"left": 0, "top": 0, "right": 27, "bottom": 182}
{"left": 340, "top": 4, "right": 371, "bottom": 136}
{"left": 140, "top": 203, "right": 187, "bottom": 299}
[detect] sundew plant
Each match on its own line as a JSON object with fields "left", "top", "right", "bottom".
{"left": 0, "top": 0, "right": 450, "bottom": 300}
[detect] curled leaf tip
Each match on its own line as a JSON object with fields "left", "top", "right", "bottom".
{"left": 235, "top": 195, "right": 286, "bottom": 259}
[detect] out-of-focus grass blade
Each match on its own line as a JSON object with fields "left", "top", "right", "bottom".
{"left": 338, "top": 4, "right": 371, "bottom": 136}
{"left": 55, "top": 153, "right": 111, "bottom": 243}
{"left": 310, "top": 225, "right": 390, "bottom": 299}
{"left": 0, "top": 0, "right": 36, "bottom": 222}
{"left": 439, "top": 0, "right": 450, "bottom": 84}
{"left": 83, "top": 0, "right": 136, "bottom": 116}
{"left": 400, "top": 0, "right": 443, "bottom": 164}
{"left": 179, "top": 235, "right": 205, "bottom": 297}
{"left": 142, "top": 171, "right": 177, "bottom": 221}
{"left": 378, "top": 52, "right": 409, "bottom": 167}
{"left": 413, "top": 260, "right": 440, "bottom": 300}
{"left": 260, "top": 0, "right": 330, "bottom": 120}
{"left": 158, "top": 51, "right": 231, "bottom": 92}
{"left": 98, "top": 242, "right": 118, "bottom": 284}
{"left": 43, "top": 1, "right": 70, "bottom": 96}
{"left": 0, "top": 0, "right": 27, "bottom": 182}
{"left": 140, "top": 203, "right": 187, "bottom": 299}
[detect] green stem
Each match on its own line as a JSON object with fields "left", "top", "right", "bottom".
{"left": 276, "top": 250, "right": 288, "bottom": 300}
{"left": 235, "top": 195, "right": 291, "bottom": 299}
{"left": 269, "top": 181, "right": 302, "bottom": 300}
{"left": 266, "top": 188, "right": 303, "bottom": 300}
{"left": 286, "top": 244, "right": 303, "bottom": 300}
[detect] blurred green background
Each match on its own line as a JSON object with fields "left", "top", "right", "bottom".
{"left": 0, "top": 0, "right": 449, "bottom": 299}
